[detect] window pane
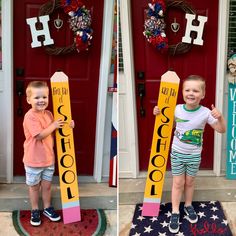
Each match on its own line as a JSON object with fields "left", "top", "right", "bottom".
{"left": 228, "top": 0, "right": 236, "bottom": 58}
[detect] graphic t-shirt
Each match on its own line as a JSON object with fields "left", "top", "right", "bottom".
{"left": 172, "top": 104, "right": 217, "bottom": 154}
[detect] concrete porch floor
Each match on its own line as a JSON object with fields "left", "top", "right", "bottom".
{"left": 0, "top": 182, "right": 117, "bottom": 210}
{"left": 119, "top": 177, "right": 236, "bottom": 235}
{"left": 119, "top": 176, "right": 236, "bottom": 204}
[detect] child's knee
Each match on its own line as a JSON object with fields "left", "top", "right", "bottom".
{"left": 41, "top": 180, "right": 52, "bottom": 191}
{"left": 173, "top": 177, "right": 185, "bottom": 189}
{"left": 185, "top": 176, "right": 195, "bottom": 187}
{"left": 30, "top": 183, "right": 40, "bottom": 191}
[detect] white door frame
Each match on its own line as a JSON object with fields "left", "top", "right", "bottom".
{"left": 213, "top": 0, "right": 229, "bottom": 176}
{"left": 94, "top": 0, "right": 114, "bottom": 182}
{"left": 119, "top": 0, "right": 229, "bottom": 178}
{"left": 1, "top": 0, "right": 14, "bottom": 183}
{"left": 119, "top": 0, "right": 139, "bottom": 178}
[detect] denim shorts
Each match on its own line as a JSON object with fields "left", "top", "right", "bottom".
{"left": 24, "top": 165, "right": 55, "bottom": 186}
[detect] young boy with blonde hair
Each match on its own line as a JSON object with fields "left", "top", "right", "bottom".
{"left": 153, "top": 75, "right": 226, "bottom": 233}
{"left": 23, "top": 81, "right": 74, "bottom": 226}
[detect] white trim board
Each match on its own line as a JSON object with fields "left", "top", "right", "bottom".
{"left": 1, "top": 0, "right": 13, "bottom": 183}
{"left": 213, "top": 0, "right": 229, "bottom": 176}
{"left": 93, "top": 0, "right": 115, "bottom": 182}
{"left": 119, "top": 0, "right": 139, "bottom": 178}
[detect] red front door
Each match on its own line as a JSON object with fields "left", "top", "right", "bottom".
{"left": 131, "top": 0, "right": 219, "bottom": 171}
{"left": 13, "top": 0, "right": 104, "bottom": 176}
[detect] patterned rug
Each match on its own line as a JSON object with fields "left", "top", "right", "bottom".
{"left": 12, "top": 209, "right": 106, "bottom": 236}
{"left": 129, "top": 201, "right": 233, "bottom": 236}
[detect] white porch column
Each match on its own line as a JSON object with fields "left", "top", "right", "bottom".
{"left": 94, "top": 0, "right": 115, "bottom": 182}
{"left": 119, "top": 0, "right": 139, "bottom": 178}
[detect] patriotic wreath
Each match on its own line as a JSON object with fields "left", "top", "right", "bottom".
{"left": 143, "top": 0, "right": 168, "bottom": 53}
{"left": 39, "top": 0, "right": 93, "bottom": 55}
{"left": 143, "top": 0, "right": 196, "bottom": 55}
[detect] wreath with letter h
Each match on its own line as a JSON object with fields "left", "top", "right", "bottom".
{"left": 143, "top": 0, "right": 196, "bottom": 56}
{"left": 39, "top": 0, "right": 93, "bottom": 55}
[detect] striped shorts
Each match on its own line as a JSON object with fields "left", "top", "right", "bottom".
{"left": 170, "top": 150, "right": 201, "bottom": 177}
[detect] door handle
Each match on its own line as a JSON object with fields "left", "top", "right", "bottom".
{"left": 138, "top": 83, "right": 145, "bottom": 117}
{"left": 137, "top": 71, "right": 145, "bottom": 80}
{"left": 16, "top": 80, "right": 24, "bottom": 116}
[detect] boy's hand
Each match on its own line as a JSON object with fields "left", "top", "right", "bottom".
{"left": 53, "top": 119, "right": 75, "bottom": 129}
{"left": 211, "top": 104, "right": 222, "bottom": 120}
{"left": 53, "top": 119, "right": 66, "bottom": 128}
{"left": 69, "top": 120, "right": 75, "bottom": 129}
{"left": 153, "top": 106, "right": 160, "bottom": 116}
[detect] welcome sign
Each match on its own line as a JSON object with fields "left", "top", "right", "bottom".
{"left": 227, "top": 83, "right": 236, "bottom": 179}
{"left": 50, "top": 71, "right": 81, "bottom": 223}
{"left": 142, "top": 71, "right": 180, "bottom": 216}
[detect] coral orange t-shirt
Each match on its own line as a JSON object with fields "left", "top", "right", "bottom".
{"left": 23, "top": 108, "right": 55, "bottom": 167}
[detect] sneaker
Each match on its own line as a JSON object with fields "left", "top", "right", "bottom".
{"left": 184, "top": 205, "right": 198, "bottom": 223}
{"left": 30, "top": 209, "right": 41, "bottom": 226}
{"left": 168, "top": 213, "right": 180, "bottom": 234}
{"left": 43, "top": 206, "right": 61, "bottom": 222}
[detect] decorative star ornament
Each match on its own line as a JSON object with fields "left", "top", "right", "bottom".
{"left": 222, "top": 219, "right": 228, "bottom": 226}
{"left": 199, "top": 203, "right": 207, "bottom": 208}
{"left": 150, "top": 216, "right": 158, "bottom": 222}
{"left": 197, "top": 211, "right": 206, "bottom": 219}
{"left": 131, "top": 223, "right": 137, "bottom": 229}
{"left": 176, "top": 232, "right": 185, "bottom": 236}
{"left": 144, "top": 225, "right": 153, "bottom": 233}
{"left": 160, "top": 220, "right": 169, "bottom": 228}
{"left": 165, "top": 211, "right": 172, "bottom": 218}
{"left": 158, "top": 232, "right": 167, "bottom": 236}
{"left": 211, "top": 206, "right": 218, "bottom": 212}
{"left": 211, "top": 214, "right": 219, "bottom": 220}
{"left": 137, "top": 215, "right": 145, "bottom": 221}
{"left": 132, "top": 232, "right": 141, "bottom": 236}
{"left": 138, "top": 206, "right": 143, "bottom": 211}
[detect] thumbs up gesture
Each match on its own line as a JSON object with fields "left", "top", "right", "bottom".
{"left": 211, "top": 104, "right": 222, "bottom": 120}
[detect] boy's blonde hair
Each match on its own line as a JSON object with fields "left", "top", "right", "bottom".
{"left": 183, "top": 75, "right": 206, "bottom": 93}
{"left": 26, "top": 81, "right": 48, "bottom": 98}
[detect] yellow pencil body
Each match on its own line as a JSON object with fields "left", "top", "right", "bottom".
{"left": 51, "top": 71, "right": 81, "bottom": 223}
{"left": 142, "top": 71, "right": 180, "bottom": 216}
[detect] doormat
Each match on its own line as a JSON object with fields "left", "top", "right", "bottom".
{"left": 129, "top": 201, "right": 233, "bottom": 236}
{"left": 12, "top": 209, "right": 106, "bottom": 236}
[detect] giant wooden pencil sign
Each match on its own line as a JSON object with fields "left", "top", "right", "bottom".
{"left": 142, "top": 71, "right": 180, "bottom": 217}
{"left": 50, "top": 71, "right": 81, "bottom": 224}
